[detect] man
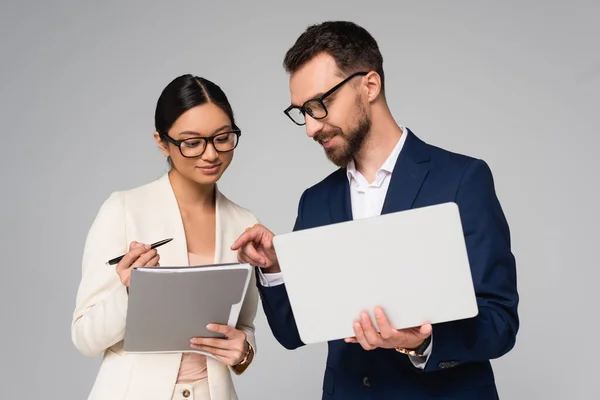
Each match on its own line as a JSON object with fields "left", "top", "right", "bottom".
{"left": 231, "top": 21, "right": 519, "bottom": 399}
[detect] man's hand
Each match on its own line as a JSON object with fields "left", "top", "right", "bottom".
{"left": 345, "top": 307, "right": 432, "bottom": 351}
{"left": 231, "top": 224, "right": 280, "bottom": 273}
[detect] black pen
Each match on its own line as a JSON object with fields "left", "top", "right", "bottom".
{"left": 106, "top": 238, "right": 174, "bottom": 265}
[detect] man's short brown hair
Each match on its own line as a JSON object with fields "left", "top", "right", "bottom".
{"left": 283, "top": 21, "right": 385, "bottom": 91}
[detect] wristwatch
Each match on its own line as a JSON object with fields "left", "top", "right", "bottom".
{"left": 395, "top": 335, "right": 431, "bottom": 357}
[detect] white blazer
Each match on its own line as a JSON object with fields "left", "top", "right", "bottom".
{"left": 71, "top": 173, "right": 260, "bottom": 400}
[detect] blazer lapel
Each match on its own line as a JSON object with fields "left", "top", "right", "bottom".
{"left": 381, "top": 129, "right": 430, "bottom": 214}
{"left": 328, "top": 169, "right": 353, "bottom": 224}
{"left": 150, "top": 173, "right": 190, "bottom": 267}
{"left": 213, "top": 187, "right": 238, "bottom": 265}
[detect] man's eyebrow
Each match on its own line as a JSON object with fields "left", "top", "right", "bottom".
{"left": 291, "top": 92, "right": 326, "bottom": 107}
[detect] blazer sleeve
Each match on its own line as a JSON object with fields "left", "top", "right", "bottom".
{"left": 230, "top": 212, "right": 261, "bottom": 375}
{"left": 71, "top": 191, "right": 130, "bottom": 357}
{"left": 421, "top": 159, "right": 519, "bottom": 372}
{"left": 256, "top": 194, "right": 307, "bottom": 350}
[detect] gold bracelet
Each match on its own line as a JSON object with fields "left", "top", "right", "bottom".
{"left": 395, "top": 335, "right": 431, "bottom": 357}
{"left": 235, "top": 341, "right": 253, "bottom": 366}
{"left": 395, "top": 347, "right": 424, "bottom": 357}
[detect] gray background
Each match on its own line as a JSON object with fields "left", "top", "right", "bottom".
{"left": 1, "top": 0, "right": 598, "bottom": 399}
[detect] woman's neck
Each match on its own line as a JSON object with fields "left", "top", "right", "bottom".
{"left": 168, "top": 169, "right": 215, "bottom": 212}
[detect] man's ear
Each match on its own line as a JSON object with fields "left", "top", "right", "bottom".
{"left": 364, "top": 71, "right": 382, "bottom": 103}
{"left": 153, "top": 131, "right": 170, "bottom": 157}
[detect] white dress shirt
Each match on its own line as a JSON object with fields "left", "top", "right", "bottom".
{"left": 258, "top": 127, "right": 432, "bottom": 368}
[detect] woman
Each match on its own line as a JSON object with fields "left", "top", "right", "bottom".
{"left": 71, "top": 74, "right": 259, "bottom": 400}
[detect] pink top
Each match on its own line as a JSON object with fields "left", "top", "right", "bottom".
{"left": 175, "top": 252, "right": 213, "bottom": 383}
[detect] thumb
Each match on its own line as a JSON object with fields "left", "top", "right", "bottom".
{"left": 419, "top": 324, "right": 432, "bottom": 337}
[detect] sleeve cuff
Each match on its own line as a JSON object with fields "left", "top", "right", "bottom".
{"left": 409, "top": 332, "right": 433, "bottom": 369}
{"left": 257, "top": 268, "right": 285, "bottom": 287}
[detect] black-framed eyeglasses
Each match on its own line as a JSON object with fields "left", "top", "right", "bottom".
{"left": 160, "top": 128, "right": 241, "bottom": 158}
{"left": 283, "top": 71, "right": 369, "bottom": 126}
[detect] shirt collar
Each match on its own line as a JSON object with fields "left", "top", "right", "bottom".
{"left": 346, "top": 126, "right": 408, "bottom": 184}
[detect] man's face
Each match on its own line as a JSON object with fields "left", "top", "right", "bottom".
{"left": 287, "top": 53, "right": 371, "bottom": 167}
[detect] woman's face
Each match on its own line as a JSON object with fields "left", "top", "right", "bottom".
{"left": 155, "top": 103, "right": 237, "bottom": 186}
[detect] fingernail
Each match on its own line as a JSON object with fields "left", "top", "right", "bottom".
{"left": 144, "top": 244, "right": 151, "bottom": 249}
{"left": 206, "top": 324, "right": 214, "bottom": 330}
{"left": 136, "top": 243, "right": 143, "bottom": 247}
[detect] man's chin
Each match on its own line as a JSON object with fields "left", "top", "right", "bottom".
{"left": 324, "top": 147, "right": 351, "bottom": 167}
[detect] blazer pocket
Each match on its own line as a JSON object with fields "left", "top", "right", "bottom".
{"left": 322, "top": 366, "right": 335, "bottom": 395}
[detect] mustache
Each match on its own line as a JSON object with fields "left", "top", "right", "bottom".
{"left": 314, "top": 129, "right": 343, "bottom": 143}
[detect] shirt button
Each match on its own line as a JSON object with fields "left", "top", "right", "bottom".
{"left": 182, "top": 389, "right": 191, "bottom": 397}
{"left": 362, "top": 376, "right": 371, "bottom": 387}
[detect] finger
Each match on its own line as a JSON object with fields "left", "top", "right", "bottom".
{"left": 419, "top": 324, "right": 433, "bottom": 337}
{"left": 132, "top": 249, "right": 158, "bottom": 267}
{"left": 117, "top": 243, "right": 151, "bottom": 271}
{"left": 344, "top": 337, "right": 358, "bottom": 343}
{"left": 374, "top": 307, "right": 396, "bottom": 340}
{"left": 353, "top": 321, "right": 373, "bottom": 350}
{"left": 242, "top": 243, "right": 266, "bottom": 266}
{"left": 189, "top": 344, "right": 233, "bottom": 359}
{"left": 192, "top": 347, "right": 238, "bottom": 366}
{"left": 264, "top": 234, "right": 274, "bottom": 249}
{"left": 237, "top": 251, "right": 251, "bottom": 265}
{"left": 146, "top": 254, "right": 160, "bottom": 267}
{"left": 359, "top": 312, "right": 381, "bottom": 346}
{"left": 231, "top": 227, "right": 260, "bottom": 250}
{"left": 190, "top": 337, "right": 231, "bottom": 350}
{"left": 206, "top": 323, "right": 238, "bottom": 338}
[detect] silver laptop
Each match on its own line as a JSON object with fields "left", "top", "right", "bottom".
{"left": 271, "top": 202, "right": 478, "bottom": 345}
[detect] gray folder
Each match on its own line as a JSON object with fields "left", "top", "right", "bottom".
{"left": 123, "top": 263, "right": 252, "bottom": 354}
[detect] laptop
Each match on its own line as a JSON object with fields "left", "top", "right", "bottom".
{"left": 271, "top": 202, "right": 478, "bottom": 345}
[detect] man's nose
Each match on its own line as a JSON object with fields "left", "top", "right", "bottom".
{"left": 305, "top": 115, "right": 324, "bottom": 138}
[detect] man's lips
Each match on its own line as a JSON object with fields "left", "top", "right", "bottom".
{"left": 318, "top": 134, "right": 337, "bottom": 149}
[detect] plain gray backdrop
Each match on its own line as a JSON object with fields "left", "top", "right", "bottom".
{"left": 1, "top": 0, "right": 598, "bottom": 399}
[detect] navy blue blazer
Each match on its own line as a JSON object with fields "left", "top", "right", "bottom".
{"left": 257, "top": 129, "right": 519, "bottom": 399}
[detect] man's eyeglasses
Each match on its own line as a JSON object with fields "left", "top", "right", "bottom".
{"left": 160, "top": 129, "right": 241, "bottom": 158}
{"left": 283, "top": 71, "right": 368, "bottom": 126}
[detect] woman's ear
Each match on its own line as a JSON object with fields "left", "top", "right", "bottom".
{"left": 153, "top": 131, "right": 170, "bottom": 157}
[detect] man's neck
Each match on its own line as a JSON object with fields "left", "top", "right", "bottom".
{"left": 353, "top": 105, "right": 404, "bottom": 183}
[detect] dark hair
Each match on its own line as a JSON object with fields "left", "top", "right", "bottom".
{"left": 154, "top": 74, "right": 236, "bottom": 137}
{"left": 283, "top": 21, "right": 385, "bottom": 91}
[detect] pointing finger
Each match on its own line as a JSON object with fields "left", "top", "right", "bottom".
{"left": 231, "top": 228, "right": 259, "bottom": 250}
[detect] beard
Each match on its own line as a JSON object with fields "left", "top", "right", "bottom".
{"left": 315, "top": 104, "right": 371, "bottom": 167}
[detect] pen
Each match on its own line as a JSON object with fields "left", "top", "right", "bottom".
{"left": 106, "top": 238, "right": 174, "bottom": 265}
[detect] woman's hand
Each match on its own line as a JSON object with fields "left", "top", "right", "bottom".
{"left": 115, "top": 241, "right": 160, "bottom": 288}
{"left": 189, "top": 324, "right": 250, "bottom": 367}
